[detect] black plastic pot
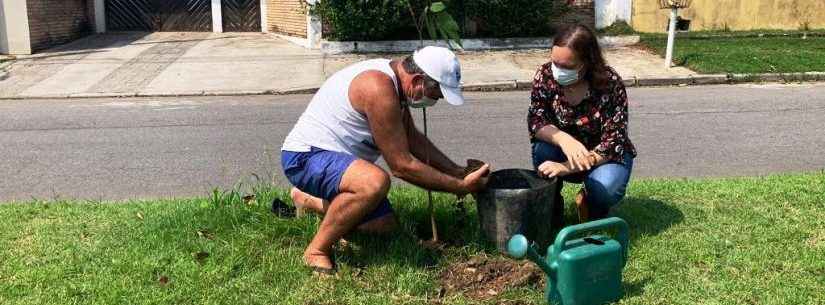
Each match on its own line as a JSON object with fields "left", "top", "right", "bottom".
{"left": 474, "top": 169, "right": 563, "bottom": 253}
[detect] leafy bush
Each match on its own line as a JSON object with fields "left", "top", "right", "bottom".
{"left": 464, "top": 0, "right": 562, "bottom": 38}
{"left": 311, "top": 0, "right": 414, "bottom": 41}
{"left": 312, "top": 0, "right": 567, "bottom": 41}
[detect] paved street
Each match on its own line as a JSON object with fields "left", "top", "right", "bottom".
{"left": 1, "top": 83, "right": 824, "bottom": 202}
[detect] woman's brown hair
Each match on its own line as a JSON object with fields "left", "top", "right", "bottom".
{"left": 552, "top": 24, "right": 610, "bottom": 91}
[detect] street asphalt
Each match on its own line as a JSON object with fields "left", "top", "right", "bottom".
{"left": 1, "top": 83, "right": 823, "bottom": 202}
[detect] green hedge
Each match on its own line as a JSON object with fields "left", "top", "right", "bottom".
{"left": 312, "top": 0, "right": 567, "bottom": 41}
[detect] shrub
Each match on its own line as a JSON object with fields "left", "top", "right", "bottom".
{"left": 312, "top": 0, "right": 567, "bottom": 41}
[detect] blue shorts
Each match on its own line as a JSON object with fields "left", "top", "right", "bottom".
{"left": 281, "top": 147, "right": 393, "bottom": 224}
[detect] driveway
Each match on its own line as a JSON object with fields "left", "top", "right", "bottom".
{"left": 0, "top": 32, "right": 326, "bottom": 98}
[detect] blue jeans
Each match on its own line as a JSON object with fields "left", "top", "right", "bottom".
{"left": 531, "top": 140, "right": 634, "bottom": 219}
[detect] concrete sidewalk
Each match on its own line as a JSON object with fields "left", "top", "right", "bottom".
{"left": 0, "top": 32, "right": 695, "bottom": 99}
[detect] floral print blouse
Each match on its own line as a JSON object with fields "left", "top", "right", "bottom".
{"left": 528, "top": 62, "right": 637, "bottom": 164}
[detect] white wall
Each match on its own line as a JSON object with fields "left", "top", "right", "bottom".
{"left": 211, "top": 0, "right": 223, "bottom": 32}
{"left": 260, "top": 0, "right": 268, "bottom": 32}
{"left": 595, "top": 0, "right": 632, "bottom": 29}
{"left": 0, "top": 0, "right": 32, "bottom": 54}
{"left": 616, "top": 0, "right": 632, "bottom": 24}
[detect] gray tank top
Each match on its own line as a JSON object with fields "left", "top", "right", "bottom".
{"left": 281, "top": 59, "right": 398, "bottom": 162}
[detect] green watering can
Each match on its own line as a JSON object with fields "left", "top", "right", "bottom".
{"left": 507, "top": 217, "right": 629, "bottom": 305}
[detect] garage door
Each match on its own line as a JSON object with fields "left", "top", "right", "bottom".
{"left": 222, "top": 0, "right": 261, "bottom": 32}
{"left": 106, "top": 0, "right": 212, "bottom": 31}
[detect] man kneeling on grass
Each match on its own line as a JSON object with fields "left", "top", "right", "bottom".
{"left": 280, "top": 47, "right": 491, "bottom": 275}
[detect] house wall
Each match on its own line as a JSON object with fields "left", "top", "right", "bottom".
{"left": 267, "top": 0, "right": 307, "bottom": 37}
{"left": 633, "top": 0, "right": 825, "bottom": 32}
{"left": 26, "top": 0, "right": 93, "bottom": 51}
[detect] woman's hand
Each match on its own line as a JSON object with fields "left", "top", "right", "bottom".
{"left": 538, "top": 161, "right": 571, "bottom": 178}
{"left": 560, "top": 137, "right": 595, "bottom": 171}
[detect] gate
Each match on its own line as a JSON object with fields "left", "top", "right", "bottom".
{"left": 221, "top": 0, "right": 261, "bottom": 32}
{"left": 106, "top": 0, "right": 212, "bottom": 32}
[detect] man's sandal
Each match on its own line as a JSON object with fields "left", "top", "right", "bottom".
{"left": 306, "top": 256, "right": 337, "bottom": 276}
{"left": 309, "top": 264, "right": 337, "bottom": 276}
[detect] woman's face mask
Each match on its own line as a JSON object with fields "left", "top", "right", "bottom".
{"left": 551, "top": 62, "right": 581, "bottom": 86}
{"left": 550, "top": 46, "right": 583, "bottom": 86}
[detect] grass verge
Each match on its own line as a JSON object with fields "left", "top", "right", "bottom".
{"left": 638, "top": 30, "right": 825, "bottom": 74}
{"left": 1, "top": 172, "right": 824, "bottom": 304}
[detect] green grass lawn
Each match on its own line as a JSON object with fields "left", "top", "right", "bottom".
{"left": 639, "top": 32, "right": 825, "bottom": 74}
{"left": 2, "top": 172, "right": 824, "bottom": 305}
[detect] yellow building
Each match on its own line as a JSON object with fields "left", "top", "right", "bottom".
{"left": 632, "top": 0, "right": 825, "bottom": 32}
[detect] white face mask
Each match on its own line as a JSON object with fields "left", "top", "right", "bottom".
{"left": 405, "top": 79, "right": 439, "bottom": 108}
{"left": 407, "top": 96, "right": 438, "bottom": 108}
{"left": 551, "top": 62, "right": 580, "bottom": 86}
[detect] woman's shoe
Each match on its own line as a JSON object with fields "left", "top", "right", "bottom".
{"left": 575, "top": 188, "right": 589, "bottom": 223}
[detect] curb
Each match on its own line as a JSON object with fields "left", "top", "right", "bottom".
{"left": 727, "top": 72, "right": 825, "bottom": 83}
{"left": 0, "top": 60, "right": 13, "bottom": 71}
{"left": 0, "top": 87, "right": 323, "bottom": 100}
{"left": 620, "top": 72, "right": 825, "bottom": 87}
{"left": 0, "top": 59, "right": 14, "bottom": 79}
{"left": 460, "top": 72, "right": 825, "bottom": 90}
{"left": 321, "top": 36, "right": 640, "bottom": 54}
{"left": 2, "top": 72, "right": 824, "bottom": 100}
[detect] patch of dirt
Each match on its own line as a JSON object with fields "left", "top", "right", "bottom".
{"left": 439, "top": 255, "right": 545, "bottom": 300}
{"left": 629, "top": 42, "right": 658, "bottom": 53}
{"left": 416, "top": 223, "right": 467, "bottom": 249}
{"left": 807, "top": 231, "right": 825, "bottom": 248}
{"left": 415, "top": 208, "right": 472, "bottom": 249}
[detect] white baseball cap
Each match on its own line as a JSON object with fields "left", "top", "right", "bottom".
{"left": 412, "top": 46, "right": 464, "bottom": 106}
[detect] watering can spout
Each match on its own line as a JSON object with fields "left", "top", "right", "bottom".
{"left": 507, "top": 234, "right": 554, "bottom": 275}
{"left": 507, "top": 234, "right": 530, "bottom": 259}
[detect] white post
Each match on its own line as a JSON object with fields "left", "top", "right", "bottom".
{"left": 0, "top": 0, "right": 32, "bottom": 54}
{"left": 260, "top": 0, "right": 268, "bottom": 32}
{"left": 306, "top": 0, "right": 321, "bottom": 48}
{"left": 94, "top": 0, "right": 106, "bottom": 33}
{"left": 307, "top": 13, "right": 321, "bottom": 48}
{"left": 211, "top": 0, "right": 223, "bottom": 33}
{"left": 664, "top": 8, "right": 678, "bottom": 68}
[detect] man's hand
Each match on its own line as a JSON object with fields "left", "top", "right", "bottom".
{"left": 462, "top": 159, "right": 487, "bottom": 178}
{"left": 460, "top": 164, "right": 490, "bottom": 195}
{"left": 559, "top": 137, "right": 594, "bottom": 172}
{"left": 537, "top": 161, "right": 571, "bottom": 178}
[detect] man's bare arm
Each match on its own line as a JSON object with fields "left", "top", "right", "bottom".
{"left": 350, "top": 71, "right": 473, "bottom": 195}
{"left": 401, "top": 108, "right": 465, "bottom": 178}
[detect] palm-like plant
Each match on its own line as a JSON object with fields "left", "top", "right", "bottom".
{"left": 404, "top": 1, "right": 463, "bottom": 49}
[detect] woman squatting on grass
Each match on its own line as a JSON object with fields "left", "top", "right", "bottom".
{"left": 528, "top": 24, "right": 638, "bottom": 222}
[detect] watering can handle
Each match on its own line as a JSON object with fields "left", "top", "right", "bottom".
{"left": 552, "top": 217, "right": 629, "bottom": 264}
